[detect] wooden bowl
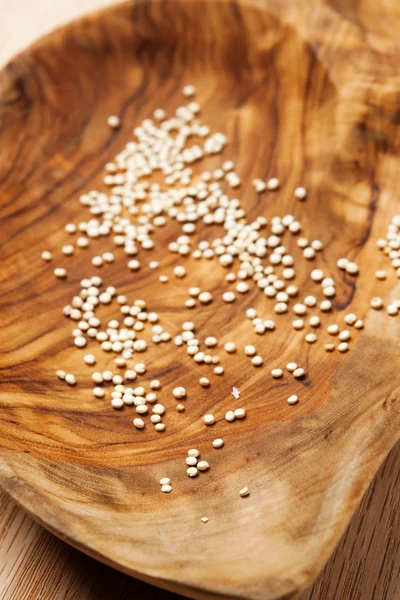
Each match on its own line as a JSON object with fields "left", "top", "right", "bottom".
{"left": 1, "top": 1, "right": 400, "bottom": 599}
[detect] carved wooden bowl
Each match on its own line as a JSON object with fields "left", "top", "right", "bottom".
{"left": 1, "top": 1, "right": 399, "bottom": 599}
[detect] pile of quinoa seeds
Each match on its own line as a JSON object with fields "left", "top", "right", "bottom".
{"left": 43, "top": 86, "right": 400, "bottom": 512}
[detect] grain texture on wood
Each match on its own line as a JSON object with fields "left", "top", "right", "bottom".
{"left": 0, "top": 1, "right": 400, "bottom": 599}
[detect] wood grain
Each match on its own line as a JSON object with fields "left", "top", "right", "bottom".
{"left": 1, "top": 442, "right": 399, "bottom": 600}
{"left": 0, "top": 0, "right": 400, "bottom": 599}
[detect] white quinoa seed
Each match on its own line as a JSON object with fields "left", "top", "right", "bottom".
{"left": 65, "top": 374, "right": 76, "bottom": 385}
{"left": 305, "top": 333, "right": 317, "bottom": 343}
{"left": 294, "top": 187, "right": 307, "bottom": 200}
{"left": 239, "top": 487, "right": 249, "bottom": 497}
{"left": 224, "top": 341, "right": 236, "bottom": 353}
{"left": 370, "top": 297, "right": 383, "bottom": 309}
{"left": 234, "top": 408, "right": 246, "bottom": 419}
{"left": 287, "top": 394, "right": 298, "bottom": 405}
{"left": 197, "top": 461, "right": 209, "bottom": 471}
{"left": 293, "top": 367, "right": 305, "bottom": 378}
{"left": 324, "top": 343, "right": 335, "bottom": 352}
{"left": 203, "top": 413, "right": 215, "bottom": 425}
{"left": 225, "top": 411, "right": 235, "bottom": 422}
{"left": 212, "top": 438, "right": 224, "bottom": 448}
{"left": 271, "top": 368, "right": 283, "bottom": 378}
{"left": 252, "top": 356, "right": 263, "bottom": 366}
{"left": 54, "top": 268, "right": 67, "bottom": 279}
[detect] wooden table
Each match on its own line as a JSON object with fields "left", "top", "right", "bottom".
{"left": 0, "top": 2, "right": 399, "bottom": 599}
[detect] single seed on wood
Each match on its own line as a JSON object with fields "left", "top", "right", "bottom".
{"left": 133, "top": 418, "right": 145, "bottom": 429}
{"left": 161, "top": 484, "right": 172, "bottom": 493}
{"left": 57, "top": 370, "right": 66, "bottom": 380}
{"left": 309, "top": 316, "right": 320, "bottom": 327}
{"left": 287, "top": 394, "right": 298, "bottom": 405}
{"left": 107, "top": 115, "right": 120, "bottom": 128}
{"left": 320, "top": 300, "right": 332, "bottom": 311}
{"left": 337, "top": 258, "right": 348, "bottom": 270}
{"left": 337, "top": 342, "right": 349, "bottom": 352}
{"left": 188, "top": 449, "right": 200, "bottom": 458}
{"left": 93, "top": 387, "right": 104, "bottom": 398}
{"left": 375, "top": 269, "right": 387, "bottom": 280}
{"left": 324, "top": 343, "right": 335, "bottom": 352}
{"left": 172, "top": 386, "right": 186, "bottom": 398}
{"left": 272, "top": 301, "right": 287, "bottom": 315}
{"left": 293, "top": 303, "right": 307, "bottom": 315}
{"left": 74, "top": 336, "right": 87, "bottom": 348}
{"left": 338, "top": 330, "right": 351, "bottom": 341}
{"left": 187, "top": 467, "right": 198, "bottom": 477}
{"left": 370, "top": 297, "right": 383, "bottom": 309}
{"left": 199, "top": 291, "right": 212, "bottom": 304}
{"left": 222, "top": 291, "right": 236, "bottom": 303}
{"left": 354, "top": 319, "right": 364, "bottom": 329}
{"left": 214, "top": 366, "right": 224, "bottom": 375}
{"left": 41, "top": 250, "right": 52, "bottom": 261}
{"left": 65, "top": 374, "right": 76, "bottom": 385}
{"left": 293, "top": 367, "right": 305, "bottom": 378}
{"left": 345, "top": 261, "right": 359, "bottom": 275}
{"left": 271, "top": 368, "right": 283, "bottom": 378}
{"left": 224, "top": 341, "right": 236, "bottom": 353}
{"left": 294, "top": 187, "right": 307, "bottom": 200}
{"left": 213, "top": 438, "right": 224, "bottom": 449}
{"left": 312, "top": 240, "right": 323, "bottom": 251}
{"left": 304, "top": 295, "right": 317, "bottom": 307}
{"left": 176, "top": 404, "right": 185, "bottom": 412}
{"left": 236, "top": 282, "right": 249, "bottom": 293}
{"left": 327, "top": 324, "right": 339, "bottom": 335}
{"left": 174, "top": 265, "right": 186, "bottom": 278}
{"left": 204, "top": 413, "right": 215, "bottom": 425}
{"left": 239, "top": 487, "right": 249, "bottom": 497}
{"left": 344, "top": 313, "right": 357, "bottom": 325}
{"left": 286, "top": 362, "right": 297, "bottom": 372}
{"left": 152, "top": 404, "right": 165, "bottom": 415}
{"left": 323, "top": 286, "right": 336, "bottom": 298}
{"left": 311, "top": 269, "right": 324, "bottom": 282}
{"left": 292, "top": 319, "right": 304, "bottom": 330}
{"left": 234, "top": 408, "right": 246, "bottom": 419}
{"left": 267, "top": 177, "right": 279, "bottom": 190}
{"left": 303, "top": 247, "right": 315, "bottom": 260}
{"left": 183, "top": 84, "right": 196, "bottom": 97}
{"left": 305, "top": 333, "right": 317, "bottom": 343}
{"left": 186, "top": 456, "right": 198, "bottom": 467}
{"left": 54, "top": 268, "right": 67, "bottom": 279}
{"left": 252, "top": 356, "right": 263, "bottom": 366}
{"left": 387, "top": 304, "right": 398, "bottom": 315}
{"left": 111, "top": 398, "right": 124, "bottom": 409}
{"left": 155, "top": 423, "right": 165, "bottom": 432}
{"left": 199, "top": 377, "right": 210, "bottom": 387}
{"left": 244, "top": 345, "right": 256, "bottom": 356}
{"left": 84, "top": 354, "right": 96, "bottom": 365}
{"left": 197, "top": 461, "right": 209, "bottom": 471}
{"left": 225, "top": 411, "right": 235, "bottom": 422}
